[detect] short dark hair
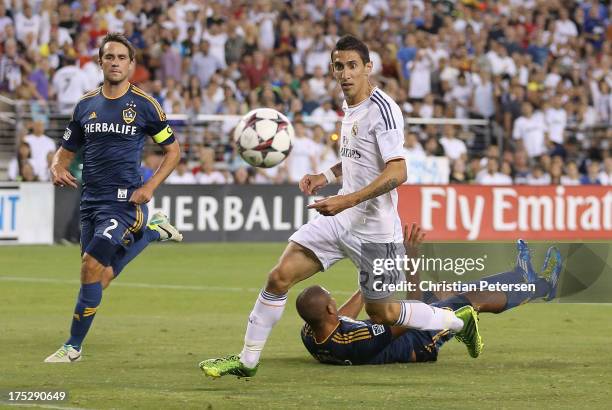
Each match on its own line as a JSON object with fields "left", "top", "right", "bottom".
{"left": 331, "top": 35, "right": 370, "bottom": 64}
{"left": 99, "top": 33, "right": 136, "bottom": 61}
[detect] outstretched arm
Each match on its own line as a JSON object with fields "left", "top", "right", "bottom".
{"left": 308, "top": 158, "right": 406, "bottom": 216}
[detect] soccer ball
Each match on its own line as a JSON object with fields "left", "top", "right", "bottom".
{"left": 233, "top": 108, "right": 294, "bottom": 168}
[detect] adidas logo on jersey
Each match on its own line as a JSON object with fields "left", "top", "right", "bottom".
{"left": 89, "top": 111, "right": 97, "bottom": 120}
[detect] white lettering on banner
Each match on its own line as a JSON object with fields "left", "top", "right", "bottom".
{"left": 293, "top": 196, "right": 304, "bottom": 229}
{"left": 604, "top": 192, "right": 612, "bottom": 230}
{"left": 446, "top": 186, "right": 456, "bottom": 230}
{"left": 421, "top": 187, "right": 484, "bottom": 239}
{"left": 0, "top": 192, "right": 19, "bottom": 237}
{"left": 245, "top": 197, "right": 270, "bottom": 231}
{"left": 566, "top": 195, "right": 583, "bottom": 231}
{"left": 414, "top": 186, "right": 612, "bottom": 239}
{"left": 554, "top": 186, "right": 565, "bottom": 230}
{"left": 273, "top": 196, "right": 291, "bottom": 230}
{"left": 460, "top": 195, "right": 484, "bottom": 240}
{"left": 175, "top": 196, "right": 194, "bottom": 231}
{"left": 582, "top": 196, "right": 600, "bottom": 230}
{"left": 197, "top": 197, "right": 219, "bottom": 231}
{"left": 1, "top": 183, "right": 53, "bottom": 244}
{"left": 224, "top": 196, "right": 243, "bottom": 231}
{"left": 492, "top": 188, "right": 516, "bottom": 231}
{"left": 421, "top": 187, "right": 445, "bottom": 230}
{"left": 518, "top": 195, "right": 553, "bottom": 231}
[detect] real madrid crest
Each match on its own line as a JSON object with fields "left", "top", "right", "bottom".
{"left": 351, "top": 122, "right": 358, "bottom": 138}
{"left": 122, "top": 107, "right": 136, "bottom": 124}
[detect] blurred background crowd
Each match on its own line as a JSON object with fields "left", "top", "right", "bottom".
{"left": 1, "top": 0, "right": 611, "bottom": 185}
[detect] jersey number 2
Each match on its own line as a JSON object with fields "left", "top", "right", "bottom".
{"left": 103, "top": 219, "right": 118, "bottom": 239}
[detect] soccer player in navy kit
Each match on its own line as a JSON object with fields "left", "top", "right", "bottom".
{"left": 298, "top": 226, "right": 562, "bottom": 366}
{"left": 45, "top": 33, "right": 181, "bottom": 362}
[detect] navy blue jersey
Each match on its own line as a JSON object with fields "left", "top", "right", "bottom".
{"left": 61, "top": 85, "right": 175, "bottom": 202}
{"left": 301, "top": 316, "right": 393, "bottom": 365}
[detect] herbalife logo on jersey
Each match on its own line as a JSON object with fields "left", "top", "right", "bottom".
{"left": 84, "top": 122, "right": 137, "bottom": 135}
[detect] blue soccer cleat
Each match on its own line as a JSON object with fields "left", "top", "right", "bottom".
{"left": 515, "top": 239, "right": 537, "bottom": 284}
{"left": 540, "top": 246, "right": 563, "bottom": 301}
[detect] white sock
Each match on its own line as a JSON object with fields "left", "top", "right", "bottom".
{"left": 239, "top": 290, "right": 287, "bottom": 368}
{"left": 394, "top": 301, "right": 463, "bottom": 331}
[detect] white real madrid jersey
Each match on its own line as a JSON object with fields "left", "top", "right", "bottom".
{"left": 334, "top": 87, "right": 405, "bottom": 242}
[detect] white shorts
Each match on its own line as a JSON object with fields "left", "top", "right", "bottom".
{"left": 289, "top": 215, "right": 405, "bottom": 300}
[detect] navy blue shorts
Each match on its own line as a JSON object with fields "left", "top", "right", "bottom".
{"left": 367, "top": 299, "right": 467, "bottom": 365}
{"left": 80, "top": 201, "right": 148, "bottom": 266}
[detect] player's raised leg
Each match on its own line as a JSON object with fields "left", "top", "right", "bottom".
{"left": 101, "top": 212, "right": 183, "bottom": 289}
{"left": 199, "top": 241, "right": 322, "bottom": 378}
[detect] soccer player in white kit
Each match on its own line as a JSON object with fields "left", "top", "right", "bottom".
{"left": 199, "top": 36, "right": 483, "bottom": 378}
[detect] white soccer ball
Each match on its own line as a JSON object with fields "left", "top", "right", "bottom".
{"left": 233, "top": 108, "right": 294, "bottom": 168}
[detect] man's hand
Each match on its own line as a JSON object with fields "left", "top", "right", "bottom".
{"left": 307, "top": 194, "right": 355, "bottom": 216}
{"left": 129, "top": 184, "right": 154, "bottom": 204}
{"left": 299, "top": 173, "right": 327, "bottom": 195}
{"left": 403, "top": 223, "right": 425, "bottom": 259}
{"left": 51, "top": 166, "right": 78, "bottom": 188}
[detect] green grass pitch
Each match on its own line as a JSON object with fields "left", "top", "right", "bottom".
{"left": 1, "top": 243, "right": 611, "bottom": 409}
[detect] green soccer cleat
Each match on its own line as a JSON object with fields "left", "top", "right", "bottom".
{"left": 148, "top": 212, "right": 183, "bottom": 242}
{"left": 198, "top": 355, "right": 258, "bottom": 379}
{"left": 454, "top": 306, "right": 484, "bottom": 358}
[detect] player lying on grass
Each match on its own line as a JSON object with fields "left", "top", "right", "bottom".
{"left": 45, "top": 33, "right": 183, "bottom": 363}
{"left": 297, "top": 225, "right": 562, "bottom": 366}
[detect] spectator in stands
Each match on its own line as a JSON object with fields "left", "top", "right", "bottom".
{"left": 312, "top": 125, "right": 339, "bottom": 174}
{"left": 526, "top": 165, "right": 551, "bottom": 186}
{"left": 8, "top": 142, "right": 35, "bottom": 181}
{"left": 19, "top": 161, "right": 38, "bottom": 182}
{"left": 0, "top": 38, "right": 28, "bottom": 95}
{"left": 513, "top": 102, "right": 547, "bottom": 158}
{"left": 23, "top": 120, "right": 56, "bottom": 180}
{"left": 1, "top": 0, "right": 610, "bottom": 186}
{"left": 310, "top": 99, "right": 336, "bottom": 133}
{"left": 545, "top": 95, "right": 568, "bottom": 145}
{"left": 439, "top": 124, "right": 467, "bottom": 162}
{"left": 599, "top": 157, "right": 612, "bottom": 186}
{"left": 549, "top": 162, "right": 563, "bottom": 185}
{"left": 166, "top": 158, "right": 197, "bottom": 184}
{"left": 403, "top": 131, "right": 425, "bottom": 158}
{"left": 561, "top": 161, "right": 582, "bottom": 185}
{"left": 581, "top": 160, "right": 602, "bottom": 185}
{"left": 476, "top": 157, "right": 512, "bottom": 185}
{"left": 233, "top": 166, "right": 253, "bottom": 185}
{"left": 52, "top": 56, "right": 90, "bottom": 114}
{"left": 286, "top": 120, "right": 318, "bottom": 183}
{"left": 140, "top": 153, "right": 162, "bottom": 183}
{"left": 449, "top": 158, "right": 467, "bottom": 184}
{"left": 197, "top": 147, "right": 226, "bottom": 184}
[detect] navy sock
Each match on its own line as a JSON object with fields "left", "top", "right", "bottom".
{"left": 470, "top": 270, "right": 533, "bottom": 312}
{"left": 66, "top": 282, "right": 103, "bottom": 349}
{"left": 532, "top": 277, "right": 551, "bottom": 299}
{"left": 111, "top": 227, "right": 160, "bottom": 277}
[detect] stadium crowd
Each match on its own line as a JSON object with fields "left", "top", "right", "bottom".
{"left": 2, "top": 0, "right": 611, "bottom": 185}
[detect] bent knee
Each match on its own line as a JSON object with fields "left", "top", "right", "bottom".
{"left": 266, "top": 265, "right": 294, "bottom": 294}
{"left": 81, "top": 254, "right": 105, "bottom": 283}
{"left": 365, "top": 302, "right": 396, "bottom": 325}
